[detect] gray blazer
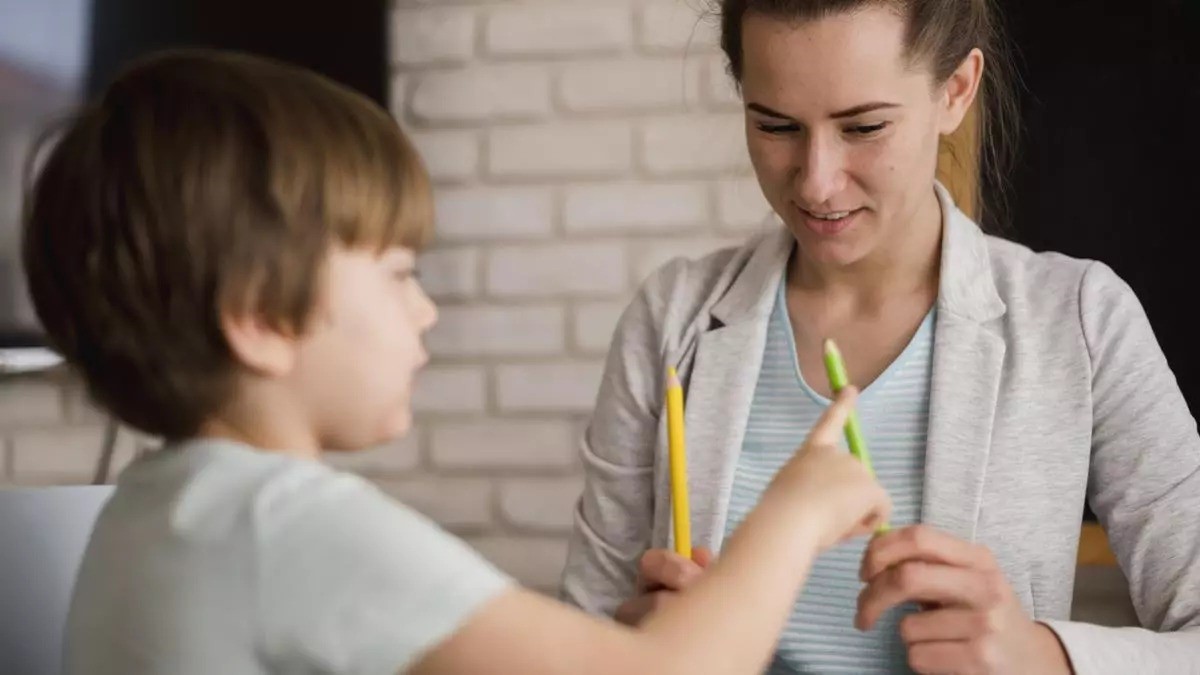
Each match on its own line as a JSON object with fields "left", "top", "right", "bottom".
{"left": 560, "top": 184, "right": 1200, "bottom": 673}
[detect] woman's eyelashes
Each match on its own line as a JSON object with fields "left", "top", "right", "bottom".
{"left": 754, "top": 121, "right": 891, "bottom": 138}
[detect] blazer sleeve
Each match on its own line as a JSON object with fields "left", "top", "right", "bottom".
{"left": 557, "top": 263, "right": 680, "bottom": 617}
{"left": 1041, "top": 261, "right": 1200, "bottom": 674}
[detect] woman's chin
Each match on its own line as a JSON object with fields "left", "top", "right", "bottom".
{"left": 788, "top": 226, "right": 872, "bottom": 269}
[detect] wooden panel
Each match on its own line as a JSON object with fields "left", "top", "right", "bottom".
{"left": 935, "top": 100, "right": 980, "bottom": 220}
{"left": 1077, "top": 522, "right": 1118, "bottom": 567}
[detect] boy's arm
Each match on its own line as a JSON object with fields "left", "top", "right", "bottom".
{"left": 410, "top": 487, "right": 823, "bottom": 675}
{"left": 411, "top": 388, "right": 888, "bottom": 675}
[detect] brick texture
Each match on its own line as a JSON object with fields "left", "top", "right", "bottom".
{"left": 485, "top": 243, "right": 627, "bottom": 298}
{"left": 484, "top": 5, "right": 632, "bottom": 57}
{"left": 411, "top": 66, "right": 551, "bottom": 124}
{"left": 391, "top": 8, "right": 475, "bottom": 66}
{"left": 488, "top": 122, "right": 633, "bottom": 179}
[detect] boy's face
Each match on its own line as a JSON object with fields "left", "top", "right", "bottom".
{"left": 291, "top": 245, "right": 437, "bottom": 450}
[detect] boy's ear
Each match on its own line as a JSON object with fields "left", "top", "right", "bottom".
{"left": 221, "top": 309, "right": 298, "bottom": 377}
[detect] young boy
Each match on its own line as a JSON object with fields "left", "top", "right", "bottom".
{"left": 23, "top": 48, "right": 890, "bottom": 674}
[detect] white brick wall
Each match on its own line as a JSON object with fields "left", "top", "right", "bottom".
{"left": 324, "top": 433, "right": 423, "bottom": 474}
{"left": 412, "top": 366, "right": 488, "bottom": 414}
{"left": 430, "top": 420, "right": 577, "bottom": 469}
{"left": 637, "top": 1, "right": 721, "bottom": 52}
{"left": 485, "top": 243, "right": 627, "bottom": 297}
{"left": 718, "top": 177, "right": 774, "bottom": 231}
{"left": 403, "top": 3, "right": 751, "bottom": 587}
{"left": 571, "top": 301, "right": 627, "bottom": 354}
{"left": 496, "top": 361, "right": 605, "bottom": 413}
{"left": 640, "top": 114, "right": 749, "bottom": 175}
{"left": 411, "top": 66, "right": 551, "bottom": 123}
{"left": 488, "top": 121, "right": 634, "bottom": 178}
{"left": 409, "top": 130, "right": 479, "bottom": 182}
{"left": 564, "top": 182, "right": 708, "bottom": 233}
{"left": 380, "top": 477, "right": 495, "bottom": 530}
{"left": 391, "top": 8, "right": 475, "bottom": 66}
{"left": 1, "top": 0, "right": 758, "bottom": 593}
{"left": 466, "top": 536, "right": 570, "bottom": 590}
{"left": 434, "top": 186, "right": 555, "bottom": 240}
{"left": 484, "top": 5, "right": 632, "bottom": 57}
{"left": 633, "top": 235, "right": 746, "bottom": 284}
{"left": 427, "top": 304, "right": 565, "bottom": 357}
{"left": 416, "top": 246, "right": 480, "bottom": 298}
{"left": 558, "top": 59, "right": 703, "bottom": 112}
{"left": 499, "top": 477, "right": 584, "bottom": 532}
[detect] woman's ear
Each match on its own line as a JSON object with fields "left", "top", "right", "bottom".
{"left": 939, "top": 47, "right": 984, "bottom": 135}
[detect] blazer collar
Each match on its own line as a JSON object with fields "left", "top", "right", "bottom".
{"left": 708, "top": 181, "right": 1006, "bottom": 326}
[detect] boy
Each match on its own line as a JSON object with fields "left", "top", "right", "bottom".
{"left": 23, "top": 48, "right": 890, "bottom": 674}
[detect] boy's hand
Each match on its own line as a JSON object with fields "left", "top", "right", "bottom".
{"left": 614, "top": 547, "right": 713, "bottom": 626}
{"left": 615, "top": 386, "right": 888, "bottom": 624}
{"left": 767, "top": 385, "right": 892, "bottom": 550}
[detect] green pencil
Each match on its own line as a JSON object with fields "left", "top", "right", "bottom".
{"left": 822, "top": 338, "right": 889, "bottom": 532}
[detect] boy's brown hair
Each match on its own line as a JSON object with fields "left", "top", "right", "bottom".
{"left": 22, "top": 48, "right": 433, "bottom": 440}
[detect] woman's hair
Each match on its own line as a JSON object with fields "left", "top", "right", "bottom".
{"left": 716, "top": 0, "right": 1020, "bottom": 229}
{"left": 23, "top": 48, "right": 433, "bottom": 439}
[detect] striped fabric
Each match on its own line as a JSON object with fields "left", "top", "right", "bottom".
{"left": 723, "top": 273, "right": 934, "bottom": 674}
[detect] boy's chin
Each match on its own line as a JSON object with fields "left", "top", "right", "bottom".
{"left": 379, "top": 408, "right": 414, "bottom": 441}
{"left": 364, "top": 408, "right": 414, "bottom": 447}
{"left": 319, "top": 408, "right": 413, "bottom": 453}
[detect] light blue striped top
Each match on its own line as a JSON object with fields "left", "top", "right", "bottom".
{"left": 723, "top": 271, "right": 934, "bottom": 674}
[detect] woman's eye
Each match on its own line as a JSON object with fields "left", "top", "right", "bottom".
{"left": 756, "top": 122, "right": 800, "bottom": 134}
{"left": 847, "top": 122, "right": 889, "bottom": 136}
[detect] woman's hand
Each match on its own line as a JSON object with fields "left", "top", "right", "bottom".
{"left": 857, "top": 525, "right": 1073, "bottom": 674}
{"left": 613, "top": 547, "right": 714, "bottom": 626}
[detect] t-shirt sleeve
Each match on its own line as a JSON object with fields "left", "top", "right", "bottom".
{"left": 255, "top": 466, "right": 512, "bottom": 674}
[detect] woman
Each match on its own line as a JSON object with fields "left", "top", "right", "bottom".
{"left": 560, "top": 1, "right": 1200, "bottom": 673}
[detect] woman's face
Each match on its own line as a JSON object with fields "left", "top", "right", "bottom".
{"left": 739, "top": 6, "right": 977, "bottom": 269}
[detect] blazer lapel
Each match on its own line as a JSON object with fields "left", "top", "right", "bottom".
{"left": 923, "top": 316, "right": 1005, "bottom": 541}
{"left": 671, "top": 226, "right": 792, "bottom": 553}
{"left": 922, "top": 183, "right": 1007, "bottom": 541}
{"left": 682, "top": 321, "right": 770, "bottom": 552}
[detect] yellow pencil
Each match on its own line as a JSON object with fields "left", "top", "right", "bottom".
{"left": 665, "top": 366, "right": 692, "bottom": 558}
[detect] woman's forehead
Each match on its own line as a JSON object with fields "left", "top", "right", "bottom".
{"left": 739, "top": 9, "right": 930, "bottom": 113}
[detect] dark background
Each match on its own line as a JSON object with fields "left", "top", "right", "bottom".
{"left": 996, "top": 0, "right": 1199, "bottom": 520}
{"left": 85, "top": 0, "right": 388, "bottom": 105}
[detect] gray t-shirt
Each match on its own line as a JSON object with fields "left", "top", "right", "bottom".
{"left": 65, "top": 438, "right": 510, "bottom": 675}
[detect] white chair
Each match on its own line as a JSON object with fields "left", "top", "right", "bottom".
{"left": 0, "top": 486, "right": 114, "bottom": 675}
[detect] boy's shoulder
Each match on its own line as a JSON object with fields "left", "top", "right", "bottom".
{"left": 114, "top": 438, "right": 442, "bottom": 549}
{"left": 77, "top": 438, "right": 511, "bottom": 673}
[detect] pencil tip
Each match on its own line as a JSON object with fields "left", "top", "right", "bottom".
{"left": 823, "top": 338, "right": 839, "bottom": 357}
{"left": 667, "top": 366, "right": 681, "bottom": 388}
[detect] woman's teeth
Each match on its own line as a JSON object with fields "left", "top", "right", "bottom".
{"left": 809, "top": 210, "right": 851, "bottom": 220}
